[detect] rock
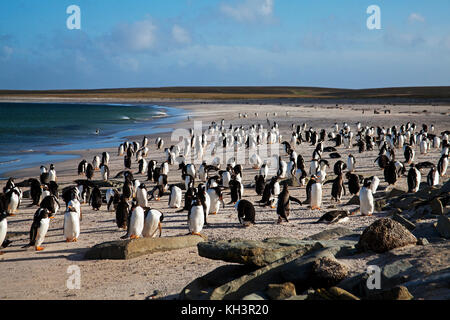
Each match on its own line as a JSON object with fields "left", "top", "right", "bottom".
{"left": 402, "top": 270, "right": 450, "bottom": 299}
{"left": 381, "top": 260, "right": 414, "bottom": 288}
{"left": 197, "top": 238, "right": 323, "bottom": 267}
{"left": 311, "top": 256, "right": 349, "bottom": 288}
{"left": 346, "top": 195, "right": 359, "bottom": 205}
{"left": 286, "top": 295, "right": 308, "bottom": 300}
{"left": 241, "top": 292, "right": 268, "bottom": 300}
{"left": 430, "top": 198, "right": 444, "bottom": 215}
{"left": 85, "top": 235, "right": 206, "bottom": 260}
{"left": 357, "top": 218, "right": 417, "bottom": 253}
{"left": 388, "top": 188, "right": 407, "bottom": 198}
{"left": 265, "top": 282, "right": 297, "bottom": 300}
{"left": 305, "top": 227, "right": 353, "bottom": 241}
{"left": 366, "top": 286, "right": 413, "bottom": 300}
{"left": 374, "top": 199, "right": 387, "bottom": 212}
{"left": 391, "top": 214, "right": 416, "bottom": 231}
{"left": 436, "top": 216, "right": 450, "bottom": 239}
{"left": 409, "top": 205, "right": 432, "bottom": 221}
{"left": 180, "top": 265, "right": 258, "bottom": 300}
{"left": 307, "top": 287, "right": 360, "bottom": 300}
{"left": 417, "top": 238, "right": 429, "bottom": 246}
{"left": 392, "top": 197, "right": 421, "bottom": 210}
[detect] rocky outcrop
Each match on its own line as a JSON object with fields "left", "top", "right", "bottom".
{"left": 357, "top": 218, "right": 417, "bottom": 253}
{"left": 84, "top": 235, "right": 206, "bottom": 260}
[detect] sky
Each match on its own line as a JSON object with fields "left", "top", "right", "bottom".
{"left": 0, "top": 0, "right": 449, "bottom": 90}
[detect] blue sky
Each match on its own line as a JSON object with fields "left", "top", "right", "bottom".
{"left": 0, "top": 0, "right": 449, "bottom": 90}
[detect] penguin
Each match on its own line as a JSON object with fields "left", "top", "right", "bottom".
{"left": 5, "top": 187, "right": 21, "bottom": 216}
{"left": 407, "top": 165, "right": 421, "bottom": 193}
{"left": 347, "top": 154, "right": 356, "bottom": 173}
{"left": 254, "top": 175, "right": 265, "bottom": 196}
{"left": 106, "top": 189, "right": 120, "bottom": 211}
{"left": 183, "top": 173, "right": 195, "bottom": 191}
{"left": 228, "top": 178, "right": 243, "bottom": 205}
{"left": 438, "top": 154, "right": 448, "bottom": 177}
{"left": 40, "top": 170, "right": 51, "bottom": 185}
{"left": 29, "top": 178, "right": 43, "bottom": 206}
{"left": 40, "top": 165, "right": 48, "bottom": 174}
{"left": 100, "top": 163, "right": 109, "bottom": 181}
{"left": 276, "top": 183, "right": 302, "bottom": 223}
{"left": 147, "top": 160, "right": 158, "bottom": 181}
{"left": 168, "top": 185, "right": 182, "bottom": 209}
{"left": 89, "top": 187, "right": 102, "bottom": 211}
{"left": 359, "top": 179, "right": 374, "bottom": 216}
{"left": 384, "top": 161, "right": 398, "bottom": 185}
{"left": 142, "top": 136, "right": 149, "bottom": 148}
{"left": 207, "top": 187, "right": 225, "bottom": 215}
{"left": 122, "top": 178, "right": 134, "bottom": 201}
{"left": 188, "top": 198, "right": 205, "bottom": 236}
{"left": 39, "top": 195, "right": 60, "bottom": 218}
{"left": 235, "top": 200, "right": 256, "bottom": 226}
{"left": 374, "top": 155, "right": 390, "bottom": 169}
{"left": 368, "top": 176, "right": 380, "bottom": 194}
{"left": 101, "top": 152, "right": 110, "bottom": 166}
{"left": 78, "top": 160, "right": 87, "bottom": 176}
{"left": 86, "top": 163, "right": 95, "bottom": 180}
{"left": 136, "top": 184, "right": 148, "bottom": 208}
{"left": 197, "top": 184, "right": 211, "bottom": 224}
{"left": 124, "top": 155, "right": 132, "bottom": 170}
{"left": 23, "top": 208, "right": 50, "bottom": 251}
{"left": 115, "top": 196, "right": 129, "bottom": 230}
{"left": 142, "top": 208, "right": 164, "bottom": 238}
{"left": 403, "top": 145, "right": 415, "bottom": 165}
{"left": 63, "top": 202, "right": 81, "bottom": 242}
{"left": 260, "top": 163, "right": 269, "bottom": 180}
{"left": 221, "top": 169, "right": 232, "bottom": 188}
{"left": 198, "top": 162, "right": 207, "bottom": 182}
{"left": 427, "top": 166, "right": 439, "bottom": 186}
{"left": 118, "top": 144, "right": 125, "bottom": 156}
{"left": 157, "top": 138, "right": 164, "bottom": 150}
{"left": 324, "top": 173, "right": 346, "bottom": 203}
{"left": 309, "top": 175, "right": 323, "bottom": 210}
{"left": 47, "top": 181, "right": 59, "bottom": 198}
{"left": 0, "top": 211, "right": 8, "bottom": 255}
{"left": 93, "top": 156, "right": 101, "bottom": 170}
{"left": 315, "top": 210, "right": 349, "bottom": 224}
{"left": 333, "top": 161, "right": 347, "bottom": 176}
{"left": 277, "top": 156, "right": 287, "bottom": 178}
{"left": 346, "top": 172, "right": 361, "bottom": 195}
{"left": 125, "top": 203, "right": 144, "bottom": 239}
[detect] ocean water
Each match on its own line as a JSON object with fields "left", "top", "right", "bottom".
{"left": 0, "top": 102, "right": 186, "bottom": 178}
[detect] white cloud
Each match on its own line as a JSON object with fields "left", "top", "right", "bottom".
{"left": 172, "top": 25, "right": 191, "bottom": 45}
{"left": 220, "top": 0, "right": 274, "bottom": 22}
{"left": 408, "top": 13, "right": 425, "bottom": 23}
{"left": 108, "top": 18, "right": 158, "bottom": 52}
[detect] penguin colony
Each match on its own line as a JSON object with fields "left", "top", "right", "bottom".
{"left": 0, "top": 119, "right": 448, "bottom": 254}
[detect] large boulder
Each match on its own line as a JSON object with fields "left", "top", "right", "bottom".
{"left": 357, "top": 218, "right": 417, "bottom": 253}
{"left": 84, "top": 235, "right": 206, "bottom": 260}
{"left": 311, "top": 256, "right": 349, "bottom": 288}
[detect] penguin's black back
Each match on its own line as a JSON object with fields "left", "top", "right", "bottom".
{"left": 237, "top": 200, "right": 255, "bottom": 224}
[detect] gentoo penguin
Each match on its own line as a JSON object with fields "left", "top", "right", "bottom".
{"left": 93, "top": 156, "right": 101, "bottom": 170}
{"left": 78, "top": 160, "right": 87, "bottom": 176}
{"left": 118, "top": 144, "right": 125, "bottom": 156}
{"left": 374, "top": 155, "right": 390, "bottom": 169}
{"left": 178, "top": 187, "right": 196, "bottom": 214}
{"left": 124, "top": 155, "right": 132, "bottom": 169}
{"left": 136, "top": 184, "right": 148, "bottom": 208}
{"left": 102, "top": 152, "right": 110, "bottom": 166}
{"left": 40, "top": 165, "right": 48, "bottom": 174}
{"left": 250, "top": 153, "right": 263, "bottom": 169}
{"left": 333, "top": 161, "right": 347, "bottom": 176}
{"left": 48, "top": 164, "right": 57, "bottom": 182}
{"left": 89, "top": 187, "right": 102, "bottom": 211}
{"left": 254, "top": 175, "right": 266, "bottom": 196}
{"left": 427, "top": 166, "right": 439, "bottom": 186}
{"left": 235, "top": 200, "right": 256, "bottom": 226}
{"left": 123, "top": 178, "right": 134, "bottom": 201}
{"left": 86, "top": 163, "right": 95, "bottom": 180}
{"left": 198, "top": 162, "right": 207, "bottom": 182}
{"left": 347, "top": 154, "right": 356, "bottom": 173}
{"left": 260, "top": 163, "right": 269, "bottom": 180}
{"left": 420, "top": 136, "right": 429, "bottom": 154}
{"left": 359, "top": 179, "right": 374, "bottom": 216}
{"left": 40, "top": 170, "right": 51, "bottom": 185}
{"left": 157, "top": 138, "right": 164, "bottom": 150}
{"left": 276, "top": 183, "right": 302, "bottom": 223}
{"left": 188, "top": 198, "right": 205, "bottom": 236}
{"left": 125, "top": 203, "right": 144, "bottom": 239}
{"left": 346, "top": 172, "right": 360, "bottom": 195}
{"left": 106, "top": 188, "right": 120, "bottom": 211}
{"left": 368, "top": 176, "right": 380, "bottom": 194}
{"left": 5, "top": 187, "right": 21, "bottom": 216}
{"left": 197, "top": 184, "right": 211, "bottom": 225}
{"left": 277, "top": 157, "right": 288, "bottom": 178}
{"left": 310, "top": 175, "right": 323, "bottom": 210}
{"left": 0, "top": 211, "right": 7, "bottom": 255}
{"left": 142, "top": 136, "right": 148, "bottom": 148}
{"left": 207, "top": 187, "right": 225, "bottom": 215}
{"left": 23, "top": 208, "right": 50, "bottom": 251}
{"left": 39, "top": 195, "right": 60, "bottom": 218}
{"left": 29, "top": 179, "right": 42, "bottom": 206}
{"left": 221, "top": 168, "right": 232, "bottom": 188}
{"left": 407, "top": 165, "right": 421, "bottom": 193}
{"left": 384, "top": 161, "right": 398, "bottom": 185}
{"left": 115, "top": 196, "right": 129, "bottom": 230}
{"left": 228, "top": 178, "right": 244, "bottom": 205}
{"left": 147, "top": 160, "right": 158, "bottom": 181}
{"left": 100, "top": 163, "right": 109, "bottom": 181}
{"left": 315, "top": 210, "right": 349, "bottom": 224}
{"left": 160, "top": 161, "right": 169, "bottom": 176}
{"left": 142, "top": 208, "right": 164, "bottom": 238}
{"left": 403, "top": 145, "right": 415, "bottom": 165}
{"left": 324, "top": 173, "right": 346, "bottom": 203}
{"left": 64, "top": 202, "right": 81, "bottom": 242}
{"left": 438, "top": 154, "right": 449, "bottom": 177}
{"left": 168, "top": 185, "right": 182, "bottom": 209}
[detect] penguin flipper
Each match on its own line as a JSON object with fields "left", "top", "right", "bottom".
{"left": 289, "top": 196, "right": 302, "bottom": 206}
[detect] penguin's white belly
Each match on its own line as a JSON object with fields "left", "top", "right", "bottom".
{"left": 359, "top": 188, "right": 374, "bottom": 215}
{"left": 370, "top": 177, "right": 380, "bottom": 194}
{"left": 413, "top": 171, "right": 421, "bottom": 192}
{"left": 223, "top": 173, "right": 231, "bottom": 188}
{"left": 0, "top": 219, "right": 7, "bottom": 246}
{"left": 7, "top": 194, "right": 19, "bottom": 214}
{"left": 189, "top": 206, "right": 204, "bottom": 234}
{"left": 169, "top": 187, "right": 182, "bottom": 208}
{"left": 64, "top": 212, "right": 80, "bottom": 240}
{"left": 129, "top": 209, "right": 144, "bottom": 237}
{"left": 143, "top": 210, "right": 162, "bottom": 238}
{"left": 311, "top": 184, "right": 322, "bottom": 208}
{"left": 36, "top": 218, "right": 50, "bottom": 247}
{"left": 136, "top": 190, "right": 148, "bottom": 208}
{"left": 273, "top": 183, "right": 280, "bottom": 196}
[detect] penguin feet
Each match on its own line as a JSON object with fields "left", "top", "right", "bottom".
{"left": 8, "top": 213, "right": 16, "bottom": 217}
{"left": 130, "top": 235, "right": 140, "bottom": 240}
{"left": 311, "top": 206, "right": 322, "bottom": 210}
{"left": 35, "top": 246, "right": 44, "bottom": 251}
{"left": 211, "top": 212, "right": 217, "bottom": 215}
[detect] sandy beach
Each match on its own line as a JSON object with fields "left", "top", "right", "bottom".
{"left": 0, "top": 100, "right": 449, "bottom": 300}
